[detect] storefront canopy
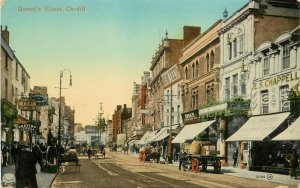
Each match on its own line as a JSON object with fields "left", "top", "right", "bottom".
{"left": 226, "top": 112, "right": 289, "bottom": 142}
{"left": 153, "top": 125, "right": 179, "bottom": 142}
{"left": 144, "top": 130, "right": 159, "bottom": 144}
{"left": 272, "top": 116, "right": 300, "bottom": 141}
{"left": 137, "top": 131, "right": 151, "bottom": 145}
{"left": 172, "top": 120, "right": 215, "bottom": 143}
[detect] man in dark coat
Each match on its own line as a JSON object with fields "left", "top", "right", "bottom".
{"left": 15, "top": 141, "right": 38, "bottom": 188}
{"left": 11, "top": 141, "right": 18, "bottom": 165}
{"left": 233, "top": 148, "right": 238, "bottom": 167}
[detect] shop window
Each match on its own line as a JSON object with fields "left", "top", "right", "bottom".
{"left": 280, "top": 85, "right": 290, "bottom": 112}
{"left": 261, "top": 90, "right": 269, "bottom": 114}
{"left": 232, "top": 74, "right": 238, "bottom": 98}
{"left": 282, "top": 44, "right": 290, "bottom": 70}
{"left": 263, "top": 56, "right": 270, "bottom": 76}
{"left": 225, "top": 77, "right": 230, "bottom": 100}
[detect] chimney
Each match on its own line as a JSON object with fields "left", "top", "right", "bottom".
{"left": 183, "top": 26, "right": 200, "bottom": 47}
{"left": 1, "top": 26, "right": 9, "bottom": 45}
{"left": 123, "top": 104, "right": 127, "bottom": 109}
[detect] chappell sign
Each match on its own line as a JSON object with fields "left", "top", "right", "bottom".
{"left": 254, "top": 71, "right": 299, "bottom": 90}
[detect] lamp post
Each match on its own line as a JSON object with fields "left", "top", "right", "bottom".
{"left": 58, "top": 69, "right": 72, "bottom": 155}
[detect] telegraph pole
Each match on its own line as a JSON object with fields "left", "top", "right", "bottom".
{"left": 58, "top": 69, "right": 72, "bottom": 159}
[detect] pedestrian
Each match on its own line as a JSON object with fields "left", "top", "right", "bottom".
{"left": 179, "top": 150, "right": 186, "bottom": 171}
{"left": 11, "top": 141, "right": 18, "bottom": 165}
{"left": 15, "top": 141, "right": 38, "bottom": 188}
{"left": 173, "top": 148, "right": 177, "bottom": 162}
{"left": 32, "top": 143, "right": 44, "bottom": 171}
{"left": 233, "top": 148, "right": 238, "bottom": 167}
{"left": 102, "top": 148, "right": 106, "bottom": 159}
{"left": 285, "top": 150, "right": 299, "bottom": 179}
{"left": 156, "top": 146, "right": 161, "bottom": 164}
{"left": 1, "top": 141, "right": 8, "bottom": 166}
{"left": 87, "top": 148, "right": 92, "bottom": 159}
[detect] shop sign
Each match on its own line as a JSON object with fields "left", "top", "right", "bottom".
{"left": 167, "top": 128, "right": 180, "bottom": 134}
{"left": 29, "top": 93, "right": 48, "bottom": 106}
{"left": 253, "top": 71, "right": 299, "bottom": 90}
{"left": 182, "top": 109, "right": 199, "bottom": 124}
{"left": 227, "top": 100, "right": 250, "bottom": 111}
{"left": 18, "top": 97, "right": 36, "bottom": 111}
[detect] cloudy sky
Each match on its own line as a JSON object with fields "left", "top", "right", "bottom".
{"left": 1, "top": 0, "right": 248, "bottom": 125}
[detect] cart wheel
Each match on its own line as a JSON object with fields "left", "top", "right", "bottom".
{"left": 213, "top": 160, "right": 221, "bottom": 173}
{"left": 202, "top": 160, "right": 207, "bottom": 172}
{"left": 192, "top": 158, "right": 199, "bottom": 173}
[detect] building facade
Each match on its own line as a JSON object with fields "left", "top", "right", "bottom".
{"left": 219, "top": 0, "right": 299, "bottom": 168}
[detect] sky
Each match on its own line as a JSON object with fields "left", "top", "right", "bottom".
{"left": 1, "top": 0, "right": 249, "bottom": 126}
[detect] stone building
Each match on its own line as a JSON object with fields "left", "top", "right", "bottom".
{"left": 173, "top": 20, "right": 222, "bottom": 159}
{"left": 1, "top": 26, "right": 31, "bottom": 157}
{"left": 219, "top": 0, "right": 299, "bottom": 168}
{"left": 130, "top": 71, "right": 151, "bottom": 140}
{"left": 148, "top": 27, "right": 200, "bottom": 131}
{"left": 112, "top": 104, "right": 132, "bottom": 142}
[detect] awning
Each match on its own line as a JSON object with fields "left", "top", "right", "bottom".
{"left": 226, "top": 112, "right": 289, "bottom": 142}
{"left": 144, "top": 130, "right": 160, "bottom": 143}
{"left": 272, "top": 116, "right": 300, "bottom": 141}
{"left": 172, "top": 120, "right": 215, "bottom": 143}
{"left": 137, "top": 131, "right": 151, "bottom": 145}
{"left": 153, "top": 125, "right": 179, "bottom": 142}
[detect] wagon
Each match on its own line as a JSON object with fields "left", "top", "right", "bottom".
{"left": 57, "top": 149, "right": 81, "bottom": 172}
{"left": 139, "top": 147, "right": 159, "bottom": 162}
{"left": 185, "top": 154, "right": 225, "bottom": 173}
{"left": 58, "top": 149, "right": 79, "bottom": 166}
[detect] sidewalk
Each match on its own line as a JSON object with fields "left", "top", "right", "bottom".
{"left": 126, "top": 152, "right": 300, "bottom": 187}
{"left": 1, "top": 164, "right": 57, "bottom": 188}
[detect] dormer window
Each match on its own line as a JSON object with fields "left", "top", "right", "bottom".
{"left": 282, "top": 44, "right": 290, "bottom": 70}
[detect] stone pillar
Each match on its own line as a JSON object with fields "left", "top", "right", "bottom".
{"left": 220, "top": 118, "right": 228, "bottom": 166}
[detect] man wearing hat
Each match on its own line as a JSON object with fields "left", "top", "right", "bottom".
{"left": 15, "top": 141, "right": 38, "bottom": 188}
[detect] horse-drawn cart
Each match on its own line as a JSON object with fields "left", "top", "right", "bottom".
{"left": 186, "top": 154, "right": 225, "bottom": 173}
{"left": 139, "top": 146, "right": 160, "bottom": 162}
{"left": 57, "top": 149, "right": 80, "bottom": 172}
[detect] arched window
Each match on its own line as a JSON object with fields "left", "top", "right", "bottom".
{"left": 192, "top": 63, "right": 195, "bottom": 79}
{"left": 195, "top": 61, "right": 199, "bottom": 78}
{"left": 206, "top": 54, "right": 210, "bottom": 72}
{"left": 210, "top": 51, "right": 214, "bottom": 71}
{"left": 185, "top": 67, "right": 188, "bottom": 80}
{"left": 191, "top": 90, "right": 198, "bottom": 109}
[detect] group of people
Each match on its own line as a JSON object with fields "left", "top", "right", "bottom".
{"left": 1, "top": 141, "right": 67, "bottom": 188}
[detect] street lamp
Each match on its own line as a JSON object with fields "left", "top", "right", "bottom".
{"left": 58, "top": 69, "right": 72, "bottom": 155}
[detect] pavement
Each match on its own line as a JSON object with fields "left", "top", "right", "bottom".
{"left": 1, "top": 164, "right": 57, "bottom": 188}
{"left": 126, "top": 152, "right": 300, "bottom": 187}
